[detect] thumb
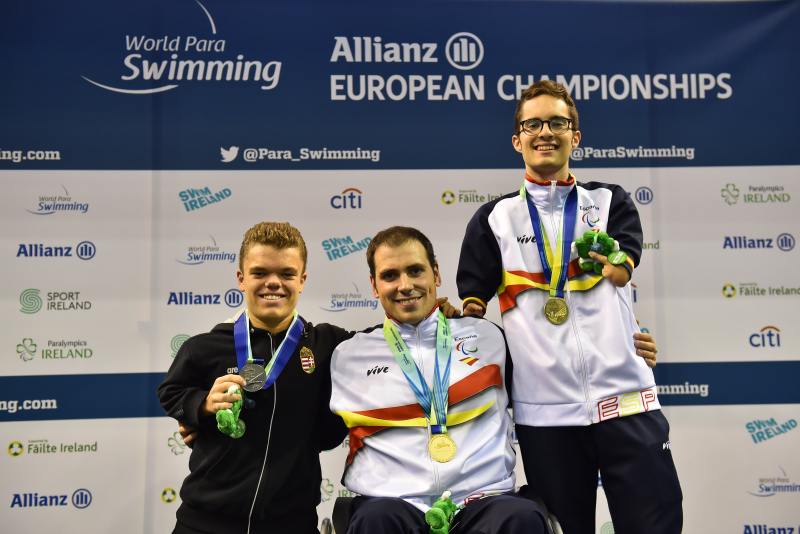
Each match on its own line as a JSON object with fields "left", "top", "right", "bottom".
{"left": 588, "top": 251, "right": 610, "bottom": 265}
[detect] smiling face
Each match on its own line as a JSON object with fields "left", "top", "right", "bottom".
{"left": 512, "top": 95, "right": 581, "bottom": 182}
{"left": 237, "top": 244, "right": 307, "bottom": 333}
{"left": 370, "top": 240, "right": 441, "bottom": 325}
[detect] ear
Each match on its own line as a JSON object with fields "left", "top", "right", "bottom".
{"left": 237, "top": 269, "right": 245, "bottom": 292}
{"left": 512, "top": 134, "right": 523, "bottom": 154}
{"left": 298, "top": 272, "right": 308, "bottom": 293}
{"left": 433, "top": 263, "right": 442, "bottom": 287}
{"left": 572, "top": 130, "right": 581, "bottom": 148}
{"left": 370, "top": 274, "right": 380, "bottom": 299}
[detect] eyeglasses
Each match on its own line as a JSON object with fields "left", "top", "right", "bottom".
{"left": 518, "top": 117, "right": 573, "bottom": 136}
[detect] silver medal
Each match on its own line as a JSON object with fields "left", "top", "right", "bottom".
{"left": 240, "top": 363, "right": 267, "bottom": 392}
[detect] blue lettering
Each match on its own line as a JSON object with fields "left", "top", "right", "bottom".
{"left": 16, "top": 244, "right": 28, "bottom": 257}
{"left": 167, "top": 292, "right": 178, "bottom": 304}
{"left": 213, "top": 295, "right": 220, "bottom": 304}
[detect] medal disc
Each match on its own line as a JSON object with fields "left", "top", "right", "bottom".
{"left": 429, "top": 434, "right": 457, "bottom": 463}
{"left": 240, "top": 363, "right": 267, "bottom": 392}
{"left": 543, "top": 298, "right": 569, "bottom": 325}
{"left": 607, "top": 250, "right": 628, "bottom": 266}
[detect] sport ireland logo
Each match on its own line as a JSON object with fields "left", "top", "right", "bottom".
{"left": 19, "top": 289, "right": 42, "bottom": 314}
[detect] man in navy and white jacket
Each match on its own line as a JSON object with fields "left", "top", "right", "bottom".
{"left": 331, "top": 226, "right": 547, "bottom": 534}
{"left": 457, "top": 80, "right": 682, "bottom": 534}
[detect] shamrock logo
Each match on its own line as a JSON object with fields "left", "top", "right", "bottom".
{"left": 17, "top": 338, "right": 37, "bottom": 362}
{"left": 721, "top": 184, "right": 739, "bottom": 205}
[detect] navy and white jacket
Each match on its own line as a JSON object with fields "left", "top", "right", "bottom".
{"left": 457, "top": 174, "right": 660, "bottom": 427}
{"left": 330, "top": 308, "right": 516, "bottom": 512}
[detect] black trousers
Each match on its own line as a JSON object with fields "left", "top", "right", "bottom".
{"left": 347, "top": 493, "right": 548, "bottom": 534}
{"left": 516, "top": 410, "right": 683, "bottom": 534}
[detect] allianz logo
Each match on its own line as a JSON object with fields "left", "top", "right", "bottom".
{"left": 331, "top": 32, "right": 483, "bottom": 70}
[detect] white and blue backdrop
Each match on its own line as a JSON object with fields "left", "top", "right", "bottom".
{"left": 1, "top": 0, "right": 799, "bottom": 532}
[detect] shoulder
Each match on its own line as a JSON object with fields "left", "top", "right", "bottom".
{"left": 448, "top": 315, "right": 505, "bottom": 340}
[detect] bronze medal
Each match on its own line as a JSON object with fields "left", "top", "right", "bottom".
{"left": 543, "top": 298, "right": 569, "bottom": 325}
{"left": 429, "top": 434, "right": 457, "bottom": 463}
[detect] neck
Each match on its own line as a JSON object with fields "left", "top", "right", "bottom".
{"left": 249, "top": 311, "right": 293, "bottom": 334}
{"left": 525, "top": 165, "right": 571, "bottom": 184}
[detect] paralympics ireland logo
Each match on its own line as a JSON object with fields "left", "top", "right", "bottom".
{"left": 17, "top": 339, "right": 37, "bottom": 362}
{"left": 722, "top": 184, "right": 740, "bottom": 205}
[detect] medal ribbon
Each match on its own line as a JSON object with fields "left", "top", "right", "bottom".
{"left": 234, "top": 309, "right": 304, "bottom": 390}
{"left": 521, "top": 183, "right": 578, "bottom": 299}
{"left": 383, "top": 310, "right": 452, "bottom": 435}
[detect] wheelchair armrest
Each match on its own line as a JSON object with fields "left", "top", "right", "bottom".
{"left": 332, "top": 496, "right": 356, "bottom": 534}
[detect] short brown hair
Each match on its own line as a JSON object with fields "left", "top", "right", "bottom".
{"left": 514, "top": 80, "right": 579, "bottom": 135}
{"left": 239, "top": 222, "right": 308, "bottom": 272}
{"left": 366, "top": 226, "right": 436, "bottom": 278}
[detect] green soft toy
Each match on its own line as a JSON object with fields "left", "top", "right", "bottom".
{"left": 216, "top": 385, "right": 246, "bottom": 438}
{"left": 425, "top": 491, "right": 461, "bottom": 534}
{"left": 571, "top": 230, "right": 627, "bottom": 274}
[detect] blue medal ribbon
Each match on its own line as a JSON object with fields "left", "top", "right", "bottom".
{"left": 523, "top": 184, "right": 578, "bottom": 299}
{"left": 234, "top": 309, "right": 304, "bottom": 390}
{"left": 383, "top": 310, "right": 452, "bottom": 435}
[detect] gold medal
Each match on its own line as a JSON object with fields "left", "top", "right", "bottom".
{"left": 429, "top": 434, "right": 457, "bottom": 463}
{"left": 543, "top": 298, "right": 569, "bottom": 325}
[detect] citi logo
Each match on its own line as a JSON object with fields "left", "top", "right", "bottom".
{"left": 367, "top": 365, "right": 389, "bottom": 376}
{"left": 16, "top": 241, "right": 95, "bottom": 259}
{"left": 445, "top": 33, "right": 484, "bottom": 70}
{"left": 663, "top": 441, "right": 671, "bottom": 450}
{"left": 331, "top": 188, "right": 362, "bottom": 209}
{"left": 750, "top": 326, "right": 781, "bottom": 348}
{"left": 516, "top": 235, "right": 536, "bottom": 244}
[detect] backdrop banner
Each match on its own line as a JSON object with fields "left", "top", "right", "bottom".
{"left": 1, "top": 1, "right": 799, "bottom": 533}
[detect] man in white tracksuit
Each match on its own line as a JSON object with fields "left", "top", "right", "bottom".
{"left": 330, "top": 226, "right": 547, "bottom": 534}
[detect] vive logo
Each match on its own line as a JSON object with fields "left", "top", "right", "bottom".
{"left": 220, "top": 146, "right": 239, "bottom": 162}
{"left": 445, "top": 33, "right": 484, "bottom": 70}
{"left": 367, "top": 365, "right": 389, "bottom": 376}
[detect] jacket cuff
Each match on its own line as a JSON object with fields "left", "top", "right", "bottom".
{"left": 621, "top": 253, "right": 635, "bottom": 277}
{"left": 182, "top": 389, "right": 210, "bottom": 427}
{"left": 462, "top": 296, "right": 488, "bottom": 311}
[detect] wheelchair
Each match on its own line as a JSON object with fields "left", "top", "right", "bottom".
{"left": 319, "top": 486, "right": 563, "bottom": 534}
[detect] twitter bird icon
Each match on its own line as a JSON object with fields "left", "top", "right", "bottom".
{"left": 221, "top": 146, "right": 239, "bottom": 162}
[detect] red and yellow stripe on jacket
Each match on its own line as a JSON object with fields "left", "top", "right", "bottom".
{"left": 335, "top": 364, "right": 503, "bottom": 465}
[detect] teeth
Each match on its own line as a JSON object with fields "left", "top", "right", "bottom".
{"left": 536, "top": 145, "right": 557, "bottom": 151}
{"left": 261, "top": 295, "right": 282, "bottom": 300}
{"left": 399, "top": 297, "right": 420, "bottom": 304}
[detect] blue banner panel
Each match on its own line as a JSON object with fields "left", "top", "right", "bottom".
{"left": 0, "top": 373, "right": 167, "bottom": 422}
{"left": 653, "top": 362, "right": 800, "bottom": 406}
{"left": 1, "top": 363, "right": 798, "bottom": 422}
{"left": 1, "top": 0, "right": 799, "bottom": 170}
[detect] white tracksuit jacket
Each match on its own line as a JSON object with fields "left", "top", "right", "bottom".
{"left": 330, "top": 309, "right": 516, "bottom": 512}
{"left": 457, "top": 174, "right": 661, "bottom": 427}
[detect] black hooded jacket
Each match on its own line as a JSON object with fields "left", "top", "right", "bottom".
{"left": 157, "top": 317, "right": 353, "bottom": 533}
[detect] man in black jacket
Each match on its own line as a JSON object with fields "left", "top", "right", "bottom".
{"left": 158, "top": 222, "right": 353, "bottom": 534}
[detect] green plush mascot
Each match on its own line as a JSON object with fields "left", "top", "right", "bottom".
{"left": 425, "top": 491, "right": 461, "bottom": 534}
{"left": 571, "top": 230, "right": 628, "bottom": 274}
{"left": 216, "top": 385, "right": 246, "bottom": 438}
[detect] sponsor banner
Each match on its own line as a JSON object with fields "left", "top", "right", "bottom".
{"left": 1, "top": 0, "right": 799, "bottom": 169}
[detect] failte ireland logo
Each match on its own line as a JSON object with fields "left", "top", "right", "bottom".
{"left": 82, "top": 1, "right": 281, "bottom": 95}
{"left": 8, "top": 442, "right": 23, "bottom": 457}
{"left": 26, "top": 185, "right": 88, "bottom": 215}
{"left": 161, "top": 488, "right": 177, "bottom": 504}
{"left": 722, "top": 183, "right": 740, "bottom": 205}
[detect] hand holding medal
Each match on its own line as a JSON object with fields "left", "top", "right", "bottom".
{"left": 216, "top": 385, "right": 246, "bottom": 439}
{"left": 572, "top": 230, "right": 631, "bottom": 287}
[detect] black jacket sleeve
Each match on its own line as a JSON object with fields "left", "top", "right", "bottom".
{"left": 457, "top": 198, "right": 509, "bottom": 311}
{"left": 317, "top": 325, "right": 355, "bottom": 451}
{"left": 157, "top": 336, "right": 212, "bottom": 428}
{"left": 606, "top": 184, "right": 644, "bottom": 273}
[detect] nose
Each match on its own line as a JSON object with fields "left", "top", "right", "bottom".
{"left": 538, "top": 122, "right": 554, "bottom": 137}
{"left": 264, "top": 274, "right": 281, "bottom": 288}
{"left": 398, "top": 273, "right": 414, "bottom": 292}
